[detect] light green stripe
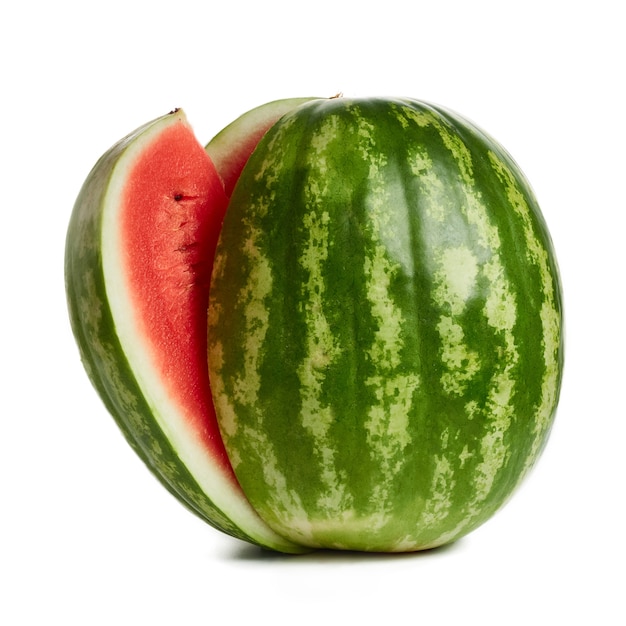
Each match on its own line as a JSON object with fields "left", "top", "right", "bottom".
{"left": 297, "top": 170, "right": 352, "bottom": 518}
{"left": 233, "top": 219, "right": 273, "bottom": 410}
{"left": 421, "top": 447, "right": 456, "bottom": 526}
{"left": 238, "top": 422, "right": 312, "bottom": 544}
{"left": 208, "top": 219, "right": 273, "bottom": 470}
{"left": 432, "top": 245, "right": 481, "bottom": 396}
{"left": 487, "top": 151, "right": 562, "bottom": 478}
{"left": 358, "top": 113, "right": 418, "bottom": 529}
{"left": 291, "top": 114, "right": 357, "bottom": 532}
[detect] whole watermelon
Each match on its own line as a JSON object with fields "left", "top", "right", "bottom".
{"left": 207, "top": 96, "right": 564, "bottom": 552}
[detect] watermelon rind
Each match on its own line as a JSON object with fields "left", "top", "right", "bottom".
{"left": 65, "top": 109, "right": 305, "bottom": 553}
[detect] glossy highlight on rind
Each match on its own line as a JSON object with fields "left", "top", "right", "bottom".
{"left": 208, "top": 97, "right": 564, "bottom": 552}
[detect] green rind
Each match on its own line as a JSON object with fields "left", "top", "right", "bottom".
{"left": 65, "top": 110, "right": 305, "bottom": 553}
{"left": 208, "top": 97, "right": 564, "bottom": 551}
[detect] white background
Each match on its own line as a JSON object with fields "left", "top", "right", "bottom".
{"left": 2, "top": 1, "right": 623, "bottom": 624}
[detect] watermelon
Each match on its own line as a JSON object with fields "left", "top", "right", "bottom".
{"left": 67, "top": 96, "right": 563, "bottom": 554}
{"left": 65, "top": 106, "right": 310, "bottom": 553}
{"left": 207, "top": 97, "right": 564, "bottom": 552}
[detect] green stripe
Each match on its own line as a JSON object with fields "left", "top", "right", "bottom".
{"left": 486, "top": 150, "right": 563, "bottom": 479}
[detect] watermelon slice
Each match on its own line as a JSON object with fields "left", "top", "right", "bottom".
{"left": 65, "top": 106, "right": 312, "bottom": 552}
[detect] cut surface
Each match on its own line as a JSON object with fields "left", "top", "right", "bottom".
{"left": 118, "top": 120, "right": 231, "bottom": 473}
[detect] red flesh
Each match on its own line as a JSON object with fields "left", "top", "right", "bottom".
{"left": 120, "top": 119, "right": 232, "bottom": 475}
{"left": 216, "top": 128, "right": 272, "bottom": 198}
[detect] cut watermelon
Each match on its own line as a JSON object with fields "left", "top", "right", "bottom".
{"left": 65, "top": 108, "right": 306, "bottom": 552}
{"left": 67, "top": 96, "right": 559, "bottom": 554}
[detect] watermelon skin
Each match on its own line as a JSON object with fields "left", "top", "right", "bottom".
{"left": 65, "top": 109, "right": 305, "bottom": 553}
{"left": 208, "top": 97, "right": 564, "bottom": 551}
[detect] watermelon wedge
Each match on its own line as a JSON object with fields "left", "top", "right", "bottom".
{"left": 65, "top": 107, "right": 308, "bottom": 552}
